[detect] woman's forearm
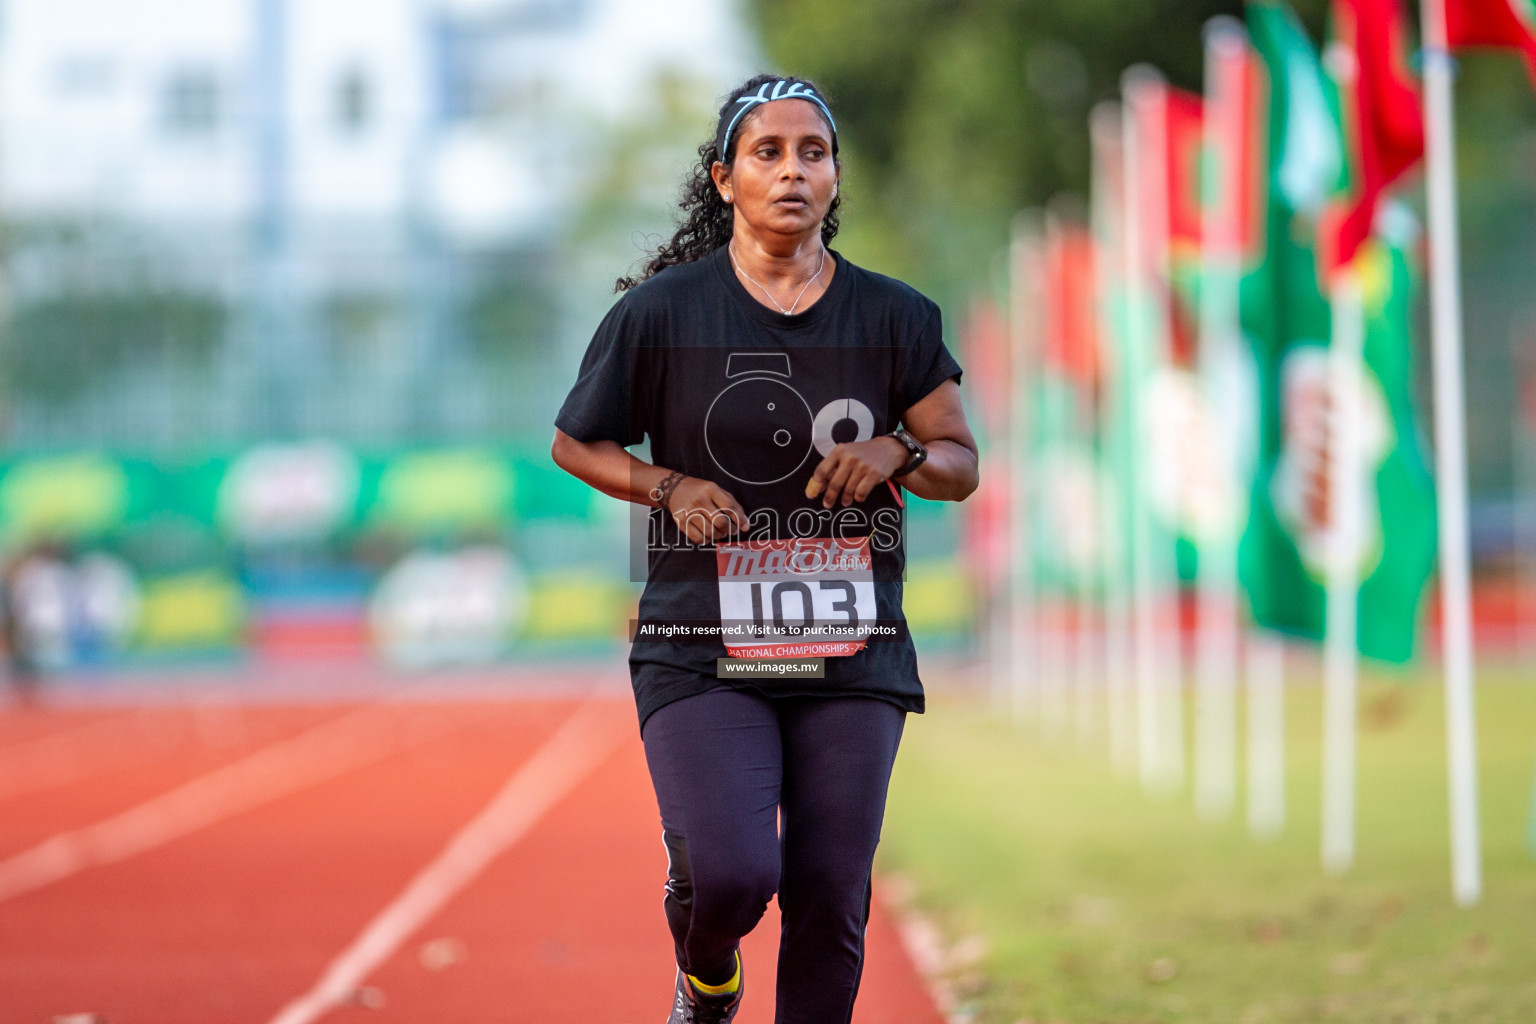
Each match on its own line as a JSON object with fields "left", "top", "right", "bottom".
{"left": 552, "top": 429, "right": 749, "bottom": 544}
{"left": 550, "top": 430, "right": 668, "bottom": 507}
{"left": 898, "top": 438, "right": 979, "bottom": 502}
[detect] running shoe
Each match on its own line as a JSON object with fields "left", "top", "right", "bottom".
{"left": 665, "top": 960, "right": 743, "bottom": 1024}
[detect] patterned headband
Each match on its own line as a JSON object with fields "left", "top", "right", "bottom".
{"left": 714, "top": 79, "right": 839, "bottom": 163}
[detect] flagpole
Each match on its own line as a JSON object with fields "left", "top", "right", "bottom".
{"left": 1075, "top": 462, "right": 1101, "bottom": 749}
{"left": 1141, "top": 67, "right": 1186, "bottom": 793}
{"left": 1122, "top": 68, "right": 1166, "bottom": 791}
{"left": 1045, "top": 200, "right": 1103, "bottom": 751}
{"left": 1420, "top": 0, "right": 1483, "bottom": 906}
{"left": 1038, "top": 223, "right": 1069, "bottom": 742}
{"left": 1074, "top": 432, "right": 1100, "bottom": 748}
{"left": 1193, "top": 15, "right": 1247, "bottom": 820}
{"left": 1009, "top": 215, "right": 1044, "bottom": 725}
{"left": 1091, "top": 102, "right": 1137, "bottom": 775}
{"left": 1321, "top": 272, "right": 1364, "bottom": 875}
{"left": 1246, "top": 629, "right": 1286, "bottom": 839}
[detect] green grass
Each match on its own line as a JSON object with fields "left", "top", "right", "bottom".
{"left": 878, "top": 661, "right": 1536, "bottom": 1024}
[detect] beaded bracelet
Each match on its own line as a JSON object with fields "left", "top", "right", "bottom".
{"left": 649, "top": 470, "right": 686, "bottom": 512}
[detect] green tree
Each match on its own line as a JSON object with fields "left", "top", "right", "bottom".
{"left": 752, "top": 1, "right": 1312, "bottom": 302}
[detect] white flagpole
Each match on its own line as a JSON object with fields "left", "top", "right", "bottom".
{"left": 1143, "top": 69, "right": 1186, "bottom": 793}
{"left": 1045, "top": 201, "right": 1103, "bottom": 750}
{"left": 1009, "top": 215, "right": 1045, "bottom": 725}
{"left": 1042, "top": 596, "right": 1069, "bottom": 739}
{"left": 1246, "top": 629, "right": 1287, "bottom": 839}
{"left": 1321, "top": 272, "right": 1364, "bottom": 875}
{"left": 1038, "top": 223, "right": 1070, "bottom": 742}
{"left": 1121, "top": 69, "right": 1162, "bottom": 789}
{"left": 1193, "top": 16, "right": 1247, "bottom": 820}
{"left": 1420, "top": 0, "right": 1483, "bottom": 906}
{"left": 1090, "top": 102, "right": 1137, "bottom": 775}
{"left": 1075, "top": 549, "right": 1100, "bottom": 747}
{"left": 1122, "top": 66, "right": 1183, "bottom": 793}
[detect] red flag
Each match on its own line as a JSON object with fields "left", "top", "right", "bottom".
{"left": 1446, "top": 0, "right": 1536, "bottom": 84}
{"left": 1043, "top": 223, "right": 1100, "bottom": 386}
{"left": 1160, "top": 89, "right": 1207, "bottom": 366}
{"left": 1123, "top": 73, "right": 1205, "bottom": 367}
{"left": 1321, "top": 0, "right": 1425, "bottom": 276}
{"left": 1164, "top": 89, "right": 1207, "bottom": 262}
{"left": 1223, "top": 36, "right": 1268, "bottom": 267}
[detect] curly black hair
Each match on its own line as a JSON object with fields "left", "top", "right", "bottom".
{"left": 615, "top": 73, "right": 841, "bottom": 292}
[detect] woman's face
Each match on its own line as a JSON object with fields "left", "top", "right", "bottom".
{"left": 714, "top": 99, "right": 839, "bottom": 244}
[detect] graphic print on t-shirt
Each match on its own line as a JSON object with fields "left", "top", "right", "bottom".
{"left": 705, "top": 353, "right": 815, "bottom": 485}
{"left": 653, "top": 344, "right": 908, "bottom": 585}
{"left": 703, "top": 352, "right": 879, "bottom": 487}
{"left": 811, "top": 397, "right": 876, "bottom": 455}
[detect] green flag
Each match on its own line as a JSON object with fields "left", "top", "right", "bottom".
{"left": 1239, "top": 1, "right": 1436, "bottom": 663}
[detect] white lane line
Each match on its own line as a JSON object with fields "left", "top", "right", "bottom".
{"left": 0, "top": 712, "right": 157, "bottom": 802}
{"left": 0, "top": 705, "right": 254, "bottom": 803}
{"left": 0, "top": 702, "right": 463, "bottom": 903}
{"left": 266, "top": 698, "right": 631, "bottom": 1024}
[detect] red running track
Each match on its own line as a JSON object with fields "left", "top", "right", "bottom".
{"left": 0, "top": 677, "right": 944, "bottom": 1024}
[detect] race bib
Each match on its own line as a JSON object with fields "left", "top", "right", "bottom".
{"left": 715, "top": 538, "right": 876, "bottom": 659}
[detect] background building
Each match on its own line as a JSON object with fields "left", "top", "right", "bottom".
{"left": 0, "top": 0, "right": 755, "bottom": 449}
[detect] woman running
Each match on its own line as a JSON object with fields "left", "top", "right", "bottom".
{"left": 551, "top": 73, "right": 979, "bottom": 1024}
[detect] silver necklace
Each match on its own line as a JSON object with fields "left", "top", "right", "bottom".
{"left": 728, "top": 243, "right": 827, "bottom": 315}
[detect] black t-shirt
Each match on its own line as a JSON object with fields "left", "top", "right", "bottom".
{"left": 555, "top": 245, "right": 963, "bottom": 726}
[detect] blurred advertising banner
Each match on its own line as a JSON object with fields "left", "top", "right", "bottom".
{"left": 0, "top": 443, "right": 634, "bottom": 671}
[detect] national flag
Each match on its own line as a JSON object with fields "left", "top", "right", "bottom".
{"left": 1446, "top": 0, "right": 1536, "bottom": 84}
{"left": 1038, "top": 218, "right": 1107, "bottom": 596}
{"left": 1123, "top": 74, "right": 1211, "bottom": 583}
{"left": 1320, "top": 0, "right": 1425, "bottom": 276}
{"left": 1164, "top": 88, "right": 1207, "bottom": 369}
{"left": 1147, "top": 85, "right": 1252, "bottom": 579}
{"left": 1239, "top": 0, "right": 1437, "bottom": 662}
{"left": 1165, "top": 89, "right": 1208, "bottom": 266}
{"left": 1044, "top": 220, "right": 1102, "bottom": 386}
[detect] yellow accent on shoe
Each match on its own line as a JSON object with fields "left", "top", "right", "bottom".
{"left": 686, "top": 951, "right": 741, "bottom": 997}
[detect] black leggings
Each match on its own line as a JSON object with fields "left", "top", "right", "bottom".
{"left": 640, "top": 688, "right": 906, "bottom": 1024}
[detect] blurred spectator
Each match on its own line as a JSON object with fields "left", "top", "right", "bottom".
{"left": 2, "top": 544, "right": 70, "bottom": 698}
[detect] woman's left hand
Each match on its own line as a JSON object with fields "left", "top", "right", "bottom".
{"left": 804, "top": 437, "right": 907, "bottom": 508}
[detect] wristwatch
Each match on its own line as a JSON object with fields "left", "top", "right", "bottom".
{"left": 887, "top": 428, "right": 928, "bottom": 477}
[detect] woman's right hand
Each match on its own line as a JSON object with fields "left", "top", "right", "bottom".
{"left": 665, "top": 477, "right": 749, "bottom": 545}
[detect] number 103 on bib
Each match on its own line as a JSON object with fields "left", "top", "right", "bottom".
{"left": 716, "top": 538, "right": 876, "bottom": 659}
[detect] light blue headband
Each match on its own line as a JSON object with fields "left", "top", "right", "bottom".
{"left": 714, "top": 79, "right": 839, "bottom": 162}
